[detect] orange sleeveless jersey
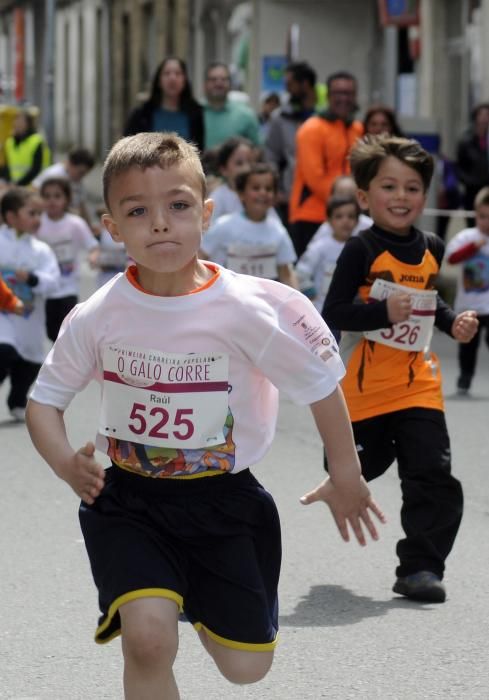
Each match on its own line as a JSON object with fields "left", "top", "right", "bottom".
{"left": 342, "top": 248, "right": 445, "bottom": 422}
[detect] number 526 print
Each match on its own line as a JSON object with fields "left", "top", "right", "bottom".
{"left": 380, "top": 323, "right": 420, "bottom": 346}
{"left": 128, "top": 402, "right": 195, "bottom": 440}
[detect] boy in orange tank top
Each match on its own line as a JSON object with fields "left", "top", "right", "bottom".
{"left": 323, "top": 136, "right": 478, "bottom": 603}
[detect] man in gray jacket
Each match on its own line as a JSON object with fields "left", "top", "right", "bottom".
{"left": 264, "top": 62, "right": 318, "bottom": 229}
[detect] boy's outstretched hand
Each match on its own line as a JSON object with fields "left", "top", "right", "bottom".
{"left": 300, "top": 476, "right": 386, "bottom": 546}
{"left": 452, "top": 310, "right": 478, "bottom": 343}
{"left": 63, "top": 442, "right": 105, "bottom": 505}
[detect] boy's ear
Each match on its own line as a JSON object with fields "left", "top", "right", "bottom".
{"left": 202, "top": 198, "right": 214, "bottom": 232}
{"left": 356, "top": 189, "right": 370, "bottom": 211}
{"left": 102, "top": 213, "right": 122, "bottom": 242}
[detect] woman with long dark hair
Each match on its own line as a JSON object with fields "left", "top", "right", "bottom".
{"left": 124, "top": 57, "right": 204, "bottom": 151}
{"left": 363, "top": 105, "right": 404, "bottom": 137}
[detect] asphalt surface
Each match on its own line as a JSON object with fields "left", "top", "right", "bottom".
{"left": 1, "top": 274, "right": 488, "bottom": 699}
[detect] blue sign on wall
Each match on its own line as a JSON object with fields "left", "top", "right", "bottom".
{"left": 387, "top": 0, "right": 409, "bottom": 15}
{"left": 378, "top": 0, "right": 419, "bottom": 26}
{"left": 262, "top": 56, "right": 287, "bottom": 94}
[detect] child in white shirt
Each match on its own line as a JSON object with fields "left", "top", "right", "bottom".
{"left": 209, "top": 137, "right": 253, "bottom": 224}
{"left": 445, "top": 186, "right": 489, "bottom": 394}
{"left": 309, "top": 175, "right": 373, "bottom": 246}
{"left": 26, "top": 132, "right": 384, "bottom": 697}
{"left": 203, "top": 163, "right": 298, "bottom": 288}
{"left": 0, "top": 187, "right": 59, "bottom": 420}
{"left": 38, "top": 177, "right": 99, "bottom": 341}
{"left": 296, "top": 195, "right": 360, "bottom": 312}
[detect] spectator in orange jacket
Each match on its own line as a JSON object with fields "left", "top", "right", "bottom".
{"left": 289, "top": 71, "right": 364, "bottom": 256}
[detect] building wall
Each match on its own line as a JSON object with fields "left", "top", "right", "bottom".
{"left": 249, "top": 0, "right": 379, "bottom": 110}
{"left": 190, "top": 0, "right": 247, "bottom": 100}
{"left": 110, "top": 0, "right": 190, "bottom": 141}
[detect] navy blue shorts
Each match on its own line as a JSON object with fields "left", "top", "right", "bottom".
{"left": 79, "top": 466, "right": 281, "bottom": 650}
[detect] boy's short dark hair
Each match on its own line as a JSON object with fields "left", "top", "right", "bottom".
{"left": 68, "top": 147, "right": 95, "bottom": 169}
{"left": 40, "top": 177, "right": 72, "bottom": 201}
{"left": 349, "top": 136, "right": 434, "bottom": 192}
{"left": 0, "top": 186, "right": 34, "bottom": 220}
{"left": 326, "top": 195, "right": 360, "bottom": 220}
{"left": 474, "top": 186, "right": 489, "bottom": 209}
{"left": 103, "top": 132, "right": 206, "bottom": 208}
{"left": 234, "top": 163, "right": 279, "bottom": 194}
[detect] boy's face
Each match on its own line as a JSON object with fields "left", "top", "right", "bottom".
{"left": 357, "top": 156, "right": 426, "bottom": 236}
{"left": 239, "top": 173, "right": 276, "bottom": 221}
{"left": 103, "top": 164, "right": 212, "bottom": 275}
{"left": 476, "top": 204, "right": 489, "bottom": 235}
{"left": 329, "top": 203, "right": 358, "bottom": 241}
{"left": 6, "top": 198, "right": 42, "bottom": 234}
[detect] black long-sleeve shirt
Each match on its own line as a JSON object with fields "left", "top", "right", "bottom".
{"left": 322, "top": 225, "right": 456, "bottom": 336}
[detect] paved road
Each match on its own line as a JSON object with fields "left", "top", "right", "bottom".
{"left": 1, "top": 295, "right": 488, "bottom": 698}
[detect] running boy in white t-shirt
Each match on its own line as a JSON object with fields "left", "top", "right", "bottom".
{"left": 26, "top": 132, "right": 384, "bottom": 698}
{"left": 202, "top": 162, "right": 298, "bottom": 288}
{"left": 296, "top": 195, "right": 360, "bottom": 311}
{"left": 445, "top": 186, "right": 489, "bottom": 394}
{"left": 38, "top": 177, "right": 99, "bottom": 341}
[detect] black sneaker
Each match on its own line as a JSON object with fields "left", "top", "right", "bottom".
{"left": 393, "top": 571, "right": 446, "bottom": 603}
{"left": 456, "top": 374, "right": 471, "bottom": 395}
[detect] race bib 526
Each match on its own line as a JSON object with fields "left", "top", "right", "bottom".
{"left": 364, "top": 278, "right": 437, "bottom": 352}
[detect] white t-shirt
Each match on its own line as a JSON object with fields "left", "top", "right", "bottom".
{"left": 296, "top": 235, "right": 346, "bottom": 311}
{"left": 202, "top": 211, "right": 296, "bottom": 279}
{"left": 309, "top": 213, "right": 373, "bottom": 246}
{"left": 33, "top": 163, "right": 85, "bottom": 210}
{"left": 0, "top": 225, "right": 60, "bottom": 362}
{"left": 30, "top": 264, "right": 344, "bottom": 478}
{"left": 209, "top": 182, "right": 282, "bottom": 226}
{"left": 38, "top": 212, "right": 99, "bottom": 298}
{"left": 209, "top": 183, "right": 242, "bottom": 225}
{"left": 445, "top": 227, "right": 489, "bottom": 314}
